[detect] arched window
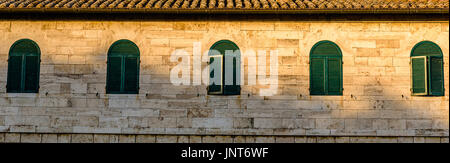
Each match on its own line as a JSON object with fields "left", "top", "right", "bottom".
{"left": 7, "top": 39, "right": 41, "bottom": 93}
{"left": 208, "top": 40, "right": 241, "bottom": 95}
{"left": 106, "top": 40, "right": 140, "bottom": 94}
{"left": 411, "top": 41, "right": 444, "bottom": 96}
{"left": 310, "top": 40, "right": 343, "bottom": 95}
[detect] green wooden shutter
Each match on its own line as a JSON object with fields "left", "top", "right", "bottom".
{"left": 124, "top": 57, "right": 139, "bottom": 94}
{"left": 7, "top": 56, "right": 23, "bottom": 93}
{"left": 429, "top": 57, "right": 444, "bottom": 96}
{"left": 310, "top": 58, "right": 326, "bottom": 95}
{"left": 312, "top": 42, "right": 341, "bottom": 57}
{"left": 411, "top": 56, "right": 428, "bottom": 95}
{"left": 24, "top": 56, "right": 39, "bottom": 93}
{"left": 107, "top": 57, "right": 123, "bottom": 93}
{"left": 224, "top": 57, "right": 240, "bottom": 95}
{"left": 208, "top": 56, "right": 223, "bottom": 95}
{"left": 327, "top": 58, "right": 342, "bottom": 95}
{"left": 411, "top": 42, "right": 442, "bottom": 57}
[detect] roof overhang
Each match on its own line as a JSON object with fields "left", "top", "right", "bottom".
{"left": 0, "top": 8, "right": 448, "bottom": 15}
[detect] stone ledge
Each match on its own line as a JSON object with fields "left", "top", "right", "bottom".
{"left": 0, "top": 133, "right": 447, "bottom": 143}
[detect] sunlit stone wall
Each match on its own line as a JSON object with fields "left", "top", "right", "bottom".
{"left": 0, "top": 20, "right": 448, "bottom": 141}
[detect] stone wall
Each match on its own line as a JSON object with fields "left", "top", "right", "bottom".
{"left": 1, "top": 133, "right": 448, "bottom": 143}
{"left": 0, "top": 19, "right": 448, "bottom": 142}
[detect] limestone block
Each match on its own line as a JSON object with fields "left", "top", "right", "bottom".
{"left": 110, "top": 135, "right": 119, "bottom": 143}
{"left": 356, "top": 48, "right": 380, "bottom": 57}
{"left": 277, "top": 39, "right": 299, "bottom": 48}
{"left": 335, "top": 137, "right": 350, "bottom": 143}
{"left": 21, "top": 134, "right": 42, "bottom": 143}
{"left": 54, "top": 65, "right": 74, "bottom": 74}
{"left": 306, "top": 137, "right": 317, "bottom": 143}
{"left": 159, "top": 109, "right": 187, "bottom": 118}
{"left": 233, "top": 136, "right": 246, "bottom": 143}
{"left": 73, "top": 65, "right": 93, "bottom": 74}
{"left": 351, "top": 40, "right": 376, "bottom": 48}
{"left": 93, "top": 134, "right": 110, "bottom": 143}
{"left": 119, "top": 135, "right": 136, "bottom": 143}
{"left": 397, "top": 137, "right": 414, "bottom": 143}
{"left": 425, "top": 137, "right": 441, "bottom": 143}
{"left": 99, "top": 117, "right": 128, "bottom": 128}
{"left": 376, "top": 39, "right": 400, "bottom": 48}
{"left": 178, "top": 136, "right": 189, "bottom": 143}
{"left": 136, "top": 135, "right": 156, "bottom": 143}
{"left": 241, "top": 22, "right": 274, "bottom": 31}
{"left": 294, "top": 136, "right": 307, "bottom": 143}
{"left": 368, "top": 57, "right": 393, "bottom": 67}
{"left": 189, "top": 136, "right": 202, "bottom": 143}
{"left": 255, "top": 136, "right": 275, "bottom": 143}
{"left": 406, "top": 120, "right": 432, "bottom": 129}
{"left": 0, "top": 133, "right": 4, "bottom": 143}
{"left": 192, "top": 118, "right": 233, "bottom": 129}
{"left": 3, "top": 133, "right": 20, "bottom": 143}
{"left": 5, "top": 116, "right": 50, "bottom": 126}
{"left": 68, "top": 55, "right": 86, "bottom": 64}
{"left": 275, "top": 136, "right": 295, "bottom": 143}
{"left": 233, "top": 118, "right": 253, "bottom": 129}
{"left": 156, "top": 135, "right": 177, "bottom": 143}
{"left": 316, "top": 119, "right": 345, "bottom": 130}
{"left": 274, "top": 22, "right": 310, "bottom": 31}
{"left": 57, "top": 134, "right": 71, "bottom": 143}
{"left": 344, "top": 119, "right": 373, "bottom": 130}
{"left": 141, "top": 22, "right": 173, "bottom": 31}
{"left": 413, "top": 137, "right": 426, "bottom": 143}
{"left": 71, "top": 134, "right": 94, "bottom": 143}
{"left": 254, "top": 118, "right": 282, "bottom": 129}
{"left": 173, "top": 22, "right": 207, "bottom": 31}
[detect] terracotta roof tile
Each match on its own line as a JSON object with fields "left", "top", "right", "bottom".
{"left": 0, "top": 0, "right": 448, "bottom": 13}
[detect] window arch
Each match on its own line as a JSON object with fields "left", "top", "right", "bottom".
{"left": 411, "top": 41, "right": 444, "bottom": 96}
{"left": 106, "top": 40, "right": 140, "bottom": 94}
{"left": 7, "top": 39, "right": 41, "bottom": 93}
{"left": 208, "top": 40, "right": 241, "bottom": 95}
{"left": 309, "top": 40, "right": 343, "bottom": 95}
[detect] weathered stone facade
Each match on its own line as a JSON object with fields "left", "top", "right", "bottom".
{"left": 0, "top": 18, "right": 448, "bottom": 142}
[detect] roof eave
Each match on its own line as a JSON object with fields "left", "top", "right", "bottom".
{"left": 0, "top": 8, "right": 448, "bottom": 14}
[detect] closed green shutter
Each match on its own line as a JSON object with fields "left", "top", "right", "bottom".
{"left": 327, "top": 58, "right": 342, "bottom": 95}
{"left": 124, "top": 57, "right": 139, "bottom": 93}
{"left": 208, "top": 56, "right": 223, "bottom": 95}
{"left": 107, "top": 40, "right": 140, "bottom": 94}
{"left": 24, "top": 56, "right": 39, "bottom": 92}
{"left": 411, "top": 56, "right": 428, "bottom": 95}
{"left": 107, "top": 57, "right": 122, "bottom": 93}
{"left": 310, "top": 58, "right": 326, "bottom": 95}
{"left": 429, "top": 57, "right": 444, "bottom": 96}
{"left": 7, "top": 56, "right": 23, "bottom": 93}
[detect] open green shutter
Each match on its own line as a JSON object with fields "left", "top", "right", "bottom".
{"left": 327, "top": 58, "right": 342, "bottom": 95}
{"left": 208, "top": 56, "right": 223, "bottom": 95}
{"left": 310, "top": 58, "right": 326, "bottom": 95}
{"left": 24, "top": 56, "right": 39, "bottom": 93}
{"left": 124, "top": 57, "right": 139, "bottom": 93}
{"left": 429, "top": 57, "right": 444, "bottom": 96}
{"left": 411, "top": 56, "right": 428, "bottom": 95}
{"left": 7, "top": 56, "right": 23, "bottom": 93}
{"left": 107, "top": 57, "right": 122, "bottom": 93}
